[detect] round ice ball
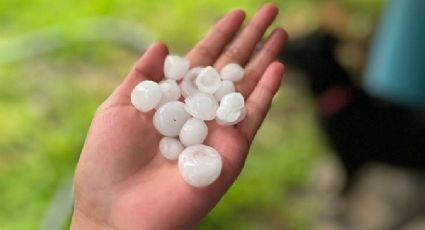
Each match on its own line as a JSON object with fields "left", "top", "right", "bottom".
{"left": 178, "top": 144, "right": 222, "bottom": 187}
{"left": 220, "top": 63, "right": 244, "bottom": 82}
{"left": 179, "top": 118, "right": 208, "bottom": 146}
{"left": 214, "top": 80, "right": 235, "bottom": 101}
{"left": 216, "top": 106, "right": 242, "bottom": 123}
{"left": 153, "top": 101, "right": 191, "bottom": 137}
{"left": 185, "top": 67, "right": 203, "bottom": 80}
{"left": 216, "top": 107, "right": 247, "bottom": 126}
{"left": 184, "top": 92, "right": 218, "bottom": 121}
{"left": 157, "top": 79, "right": 181, "bottom": 108}
{"left": 180, "top": 81, "right": 198, "bottom": 99}
{"left": 159, "top": 137, "right": 184, "bottom": 160}
{"left": 164, "top": 55, "right": 190, "bottom": 80}
{"left": 180, "top": 67, "right": 203, "bottom": 98}
{"left": 196, "top": 66, "right": 222, "bottom": 94}
{"left": 220, "top": 92, "right": 245, "bottom": 111}
{"left": 131, "top": 80, "right": 162, "bottom": 112}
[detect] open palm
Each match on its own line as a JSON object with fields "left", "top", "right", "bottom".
{"left": 72, "top": 4, "right": 287, "bottom": 230}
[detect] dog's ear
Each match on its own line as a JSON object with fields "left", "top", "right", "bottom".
{"left": 279, "top": 30, "right": 352, "bottom": 95}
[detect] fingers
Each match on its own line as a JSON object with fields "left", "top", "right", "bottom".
{"left": 214, "top": 3, "right": 279, "bottom": 69}
{"left": 237, "top": 62, "right": 284, "bottom": 141}
{"left": 186, "top": 10, "right": 246, "bottom": 67}
{"left": 236, "top": 28, "right": 287, "bottom": 97}
{"left": 119, "top": 43, "right": 169, "bottom": 94}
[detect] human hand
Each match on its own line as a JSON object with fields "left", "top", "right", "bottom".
{"left": 71, "top": 3, "right": 287, "bottom": 229}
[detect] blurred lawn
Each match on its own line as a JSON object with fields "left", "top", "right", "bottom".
{"left": 0, "top": 0, "right": 382, "bottom": 229}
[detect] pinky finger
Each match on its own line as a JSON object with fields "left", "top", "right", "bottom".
{"left": 237, "top": 61, "right": 284, "bottom": 141}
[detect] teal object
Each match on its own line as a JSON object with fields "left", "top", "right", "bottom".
{"left": 364, "top": 0, "right": 425, "bottom": 108}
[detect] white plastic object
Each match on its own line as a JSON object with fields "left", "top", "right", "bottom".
{"left": 153, "top": 101, "right": 191, "bottom": 137}
{"left": 179, "top": 118, "right": 208, "bottom": 146}
{"left": 157, "top": 79, "right": 181, "bottom": 108}
{"left": 159, "top": 137, "right": 184, "bottom": 160}
{"left": 164, "top": 55, "right": 190, "bottom": 80}
{"left": 220, "top": 63, "right": 244, "bottom": 82}
{"left": 195, "top": 66, "right": 222, "bottom": 94}
{"left": 178, "top": 144, "right": 222, "bottom": 187}
{"left": 184, "top": 92, "right": 218, "bottom": 121}
{"left": 180, "top": 67, "right": 203, "bottom": 98}
{"left": 214, "top": 80, "right": 235, "bottom": 101}
{"left": 131, "top": 80, "right": 162, "bottom": 112}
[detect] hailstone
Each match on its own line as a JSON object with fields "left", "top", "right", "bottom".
{"left": 214, "top": 80, "right": 235, "bottom": 101}
{"left": 164, "top": 55, "right": 190, "bottom": 80}
{"left": 220, "top": 63, "right": 244, "bottom": 82}
{"left": 216, "top": 92, "right": 246, "bottom": 126}
{"left": 178, "top": 144, "right": 222, "bottom": 187}
{"left": 131, "top": 80, "right": 162, "bottom": 112}
{"left": 216, "top": 106, "right": 242, "bottom": 123}
{"left": 159, "top": 137, "right": 184, "bottom": 160}
{"left": 179, "top": 118, "right": 208, "bottom": 146}
{"left": 153, "top": 101, "right": 191, "bottom": 137}
{"left": 220, "top": 92, "right": 245, "bottom": 111}
{"left": 216, "top": 107, "right": 247, "bottom": 126}
{"left": 180, "top": 67, "right": 203, "bottom": 98}
{"left": 196, "top": 66, "right": 222, "bottom": 94}
{"left": 184, "top": 92, "right": 218, "bottom": 121}
{"left": 157, "top": 79, "right": 181, "bottom": 108}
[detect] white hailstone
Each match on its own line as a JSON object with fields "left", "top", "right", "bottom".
{"left": 216, "top": 106, "right": 242, "bottom": 123}
{"left": 196, "top": 66, "right": 222, "bottom": 94}
{"left": 180, "top": 67, "right": 203, "bottom": 98}
{"left": 185, "top": 67, "right": 203, "bottom": 80}
{"left": 159, "top": 137, "right": 184, "bottom": 160}
{"left": 164, "top": 55, "right": 190, "bottom": 80}
{"left": 184, "top": 92, "right": 218, "bottom": 121}
{"left": 214, "top": 80, "right": 235, "bottom": 101}
{"left": 178, "top": 144, "right": 222, "bottom": 187}
{"left": 216, "top": 107, "right": 247, "bottom": 126}
{"left": 156, "top": 79, "right": 181, "bottom": 108}
{"left": 216, "top": 92, "right": 246, "bottom": 126}
{"left": 153, "top": 101, "right": 191, "bottom": 137}
{"left": 180, "top": 80, "right": 197, "bottom": 99}
{"left": 179, "top": 118, "right": 208, "bottom": 146}
{"left": 220, "top": 63, "right": 244, "bottom": 82}
{"left": 131, "top": 80, "right": 162, "bottom": 112}
{"left": 220, "top": 92, "right": 245, "bottom": 111}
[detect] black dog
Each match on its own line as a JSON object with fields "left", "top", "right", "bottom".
{"left": 280, "top": 31, "right": 425, "bottom": 193}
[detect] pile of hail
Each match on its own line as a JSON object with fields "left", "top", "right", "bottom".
{"left": 131, "top": 55, "right": 246, "bottom": 188}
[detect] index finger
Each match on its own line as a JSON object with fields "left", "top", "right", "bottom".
{"left": 186, "top": 10, "right": 245, "bottom": 67}
{"left": 214, "top": 3, "right": 279, "bottom": 68}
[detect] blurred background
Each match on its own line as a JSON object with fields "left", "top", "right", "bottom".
{"left": 1, "top": 0, "right": 425, "bottom": 229}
